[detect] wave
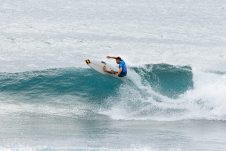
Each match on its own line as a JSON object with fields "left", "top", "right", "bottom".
{"left": 132, "top": 64, "right": 193, "bottom": 98}
{"left": 1, "top": 63, "right": 225, "bottom": 121}
{"left": 0, "top": 64, "right": 192, "bottom": 99}
{"left": 0, "top": 68, "right": 122, "bottom": 102}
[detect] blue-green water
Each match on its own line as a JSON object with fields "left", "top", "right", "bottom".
{"left": 0, "top": 64, "right": 193, "bottom": 121}
{"left": 0, "top": 64, "right": 192, "bottom": 99}
{"left": 1, "top": 63, "right": 226, "bottom": 151}
{"left": 1, "top": 0, "right": 226, "bottom": 150}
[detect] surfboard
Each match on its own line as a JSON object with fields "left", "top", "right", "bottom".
{"left": 85, "top": 59, "right": 119, "bottom": 78}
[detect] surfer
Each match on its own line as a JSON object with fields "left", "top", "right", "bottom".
{"left": 103, "top": 56, "right": 127, "bottom": 77}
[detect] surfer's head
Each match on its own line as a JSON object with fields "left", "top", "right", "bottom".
{"left": 116, "top": 57, "right": 122, "bottom": 64}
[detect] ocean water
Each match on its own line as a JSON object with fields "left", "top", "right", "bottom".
{"left": 0, "top": 0, "right": 226, "bottom": 150}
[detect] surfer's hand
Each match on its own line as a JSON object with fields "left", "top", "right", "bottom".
{"left": 103, "top": 66, "right": 107, "bottom": 71}
{"left": 107, "top": 56, "right": 111, "bottom": 59}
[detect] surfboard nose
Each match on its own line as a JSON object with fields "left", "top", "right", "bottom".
{"left": 85, "top": 59, "right": 91, "bottom": 64}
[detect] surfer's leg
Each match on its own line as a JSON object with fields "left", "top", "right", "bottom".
{"left": 103, "top": 66, "right": 113, "bottom": 74}
{"left": 118, "top": 72, "right": 127, "bottom": 77}
{"left": 103, "top": 66, "right": 117, "bottom": 74}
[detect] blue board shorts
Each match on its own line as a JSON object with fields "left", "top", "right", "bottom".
{"left": 118, "top": 72, "right": 127, "bottom": 77}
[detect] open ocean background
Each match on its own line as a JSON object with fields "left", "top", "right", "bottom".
{"left": 0, "top": 0, "right": 226, "bottom": 150}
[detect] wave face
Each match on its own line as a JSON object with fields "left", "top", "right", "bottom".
{"left": 132, "top": 64, "right": 193, "bottom": 98}
{"left": 0, "top": 64, "right": 226, "bottom": 121}
{"left": 0, "top": 68, "right": 121, "bottom": 103}
{"left": 0, "top": 64, "right": 192, "bottom": 98}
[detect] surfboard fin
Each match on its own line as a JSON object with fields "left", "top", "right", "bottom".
{"left": 85, "top": 59, "right": 91, "bottom": 64}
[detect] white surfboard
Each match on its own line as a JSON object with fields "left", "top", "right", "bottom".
{"left": 85, "top": 59, "right": 120, "bottom": 79}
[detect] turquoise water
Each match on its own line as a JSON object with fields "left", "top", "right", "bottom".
{"left": 0, "top": 64, "right": 193, "bottom": 121}
{"left": 0, "top": 64, "right": 192, "bottom": 99}
{"left": 1, "top": 0, "right": 226, "bottom": 150}
{"left": 2, "top": 64, "right": 225, "bottom": 151}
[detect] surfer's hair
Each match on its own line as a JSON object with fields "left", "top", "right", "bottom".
{"left": 116, "top": 57, "right": 122, "bottom": 61}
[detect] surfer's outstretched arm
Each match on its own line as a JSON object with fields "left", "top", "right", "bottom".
{"left": 107, "top": 56, "right": 118, "bottom": 59}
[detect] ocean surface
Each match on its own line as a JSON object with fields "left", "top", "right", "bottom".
{"left": 0, "top": 0, "right": 226, "bottom": 150}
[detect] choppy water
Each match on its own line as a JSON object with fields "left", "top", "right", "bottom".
{"left": 0, "top": 0, "right": 226, "bottom": 150}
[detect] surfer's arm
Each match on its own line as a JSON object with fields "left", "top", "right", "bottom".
{"left": 107, "top": 56, "right": 117, "bottom": 59}
{"left": 116, "top": 68, "right": 122, "bottom": 76}
{"left": 105, "top": 70, "right": 115, "bottom": 74}
{"left": 103, "top": 66, "right": 117, "bottom": 74}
